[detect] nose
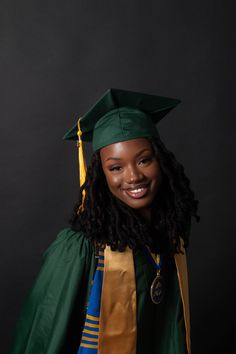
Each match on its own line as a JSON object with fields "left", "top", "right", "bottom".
{"left": 125, "top": 165, "right": 144, "bottom": 184}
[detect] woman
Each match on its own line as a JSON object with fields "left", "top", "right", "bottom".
{"left": 11, "top": 88, "right": 199, "bottom": 354}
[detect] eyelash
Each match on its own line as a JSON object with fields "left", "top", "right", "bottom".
{"left": 139, "top": 158, "right": 152, "bottom": 165}
{"left": 109, "top": 158, "right": 153, "bottom": 171}
{"left": 109, "top": 166, "right": 122, "bottom": 171}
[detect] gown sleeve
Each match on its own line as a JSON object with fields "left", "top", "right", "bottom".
{"left": 11, "top": 228, "right": 96, "bottom": 354}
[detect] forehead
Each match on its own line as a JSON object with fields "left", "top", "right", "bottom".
{"left": 100, "top": 138, "right": 153, "bottom": 159}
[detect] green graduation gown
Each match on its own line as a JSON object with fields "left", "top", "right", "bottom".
{"left": 11, "top": 228, "right": 187, "bottom": 354}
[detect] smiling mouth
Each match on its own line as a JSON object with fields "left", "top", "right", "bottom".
{"left": 123, "top": 184, "right": 149, "bottom": 199}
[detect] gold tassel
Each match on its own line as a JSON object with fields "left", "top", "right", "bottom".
{"left": 77, "top": 118, "right": 87, "bottom": 212}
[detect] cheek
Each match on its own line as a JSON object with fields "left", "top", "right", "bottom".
{"left": 151, "top": 164, "right": 162, "bottom": 185}
{"left": 104, "top": 173, "right": 122, "bottom": 190}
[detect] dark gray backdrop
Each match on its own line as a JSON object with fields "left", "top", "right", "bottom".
{"left": 1, "top": 0, "right": 235, "bottom": 353}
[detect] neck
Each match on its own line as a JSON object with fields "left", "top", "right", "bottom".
{"left": 137, "top": 207, "right": 152, "bottom": 224}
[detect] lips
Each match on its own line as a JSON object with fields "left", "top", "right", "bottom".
{"left": 123, "top": 184, "right": 149, "bottom": 199}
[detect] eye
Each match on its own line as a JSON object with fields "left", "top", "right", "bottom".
{"left": 109, "top": 165, "right": 122, "bottom": 172}
{"left": 138, "top": 157, "right": 152, "bottom": 165}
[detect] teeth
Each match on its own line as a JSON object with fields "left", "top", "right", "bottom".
{"left": 130, "top": 188, "right": 145, "bottom": 193}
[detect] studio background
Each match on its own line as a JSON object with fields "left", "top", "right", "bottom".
{"left": 1, "top": 1, "right": 235, "bottom": 353}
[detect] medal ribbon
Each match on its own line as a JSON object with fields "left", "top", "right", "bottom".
{"left": 142, "top": 246, "right": 165, "bottom": 305}
{"left": 142, "top": 246, "right": 162, "bottom": 271}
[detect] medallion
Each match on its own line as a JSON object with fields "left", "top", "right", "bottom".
{"left": 150, "top": 270, "right": 165, "bottom": 304}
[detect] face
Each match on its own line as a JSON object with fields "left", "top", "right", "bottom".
{"left": 100, "top": 138, "right": 162, "bottom": 218}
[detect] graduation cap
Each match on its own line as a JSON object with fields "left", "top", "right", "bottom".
{"left": 63, "top": 88, "right": 180, "bottom": 209}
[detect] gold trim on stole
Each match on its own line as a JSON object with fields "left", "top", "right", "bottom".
{"left": 98, "top": 240, "right": 191, "bottom": 354}
{"left": 98, "top": 246, "right": 137, "bottom": 354}
{"left": 174, "top": 238, "right": 191, "bottom": 354}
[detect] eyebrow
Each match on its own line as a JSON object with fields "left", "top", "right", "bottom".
{"left": 106, "top": 148, "right": 153, "bottom": 161}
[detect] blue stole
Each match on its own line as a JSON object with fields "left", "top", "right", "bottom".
{"left": 78, "top": 250, "right": 104, "bottom": 353}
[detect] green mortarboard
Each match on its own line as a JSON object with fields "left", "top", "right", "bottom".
{"left": 63, "top": 88, "right": 181, "bottom": 151}
{"left": 63, "top": 88, "right": 180, "bottom": 209}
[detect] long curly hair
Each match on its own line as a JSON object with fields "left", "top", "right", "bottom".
{"left": 69, "top": 136, "right": 199, "bottom": 254}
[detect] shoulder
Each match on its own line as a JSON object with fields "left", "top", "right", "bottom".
{"left": 23, "top": 228, "right": 95, "bottom": 304}
{"left": 42, "top": 227, "right": 94, "bottom": 265}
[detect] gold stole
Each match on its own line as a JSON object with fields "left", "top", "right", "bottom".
{"left": 98, "top": 246, "right": 136, "bottom": 354}
{"left": 174, "top": 238, "right": 191, "bottom": 354}
{"left": 98, "top": 239, "right": 191, "bottom": 354}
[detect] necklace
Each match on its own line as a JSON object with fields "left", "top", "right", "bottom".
{"left": 143, "top": 247, "right": 165, "bottom": 304}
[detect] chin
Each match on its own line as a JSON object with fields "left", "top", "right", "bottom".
{"left": 122, "top": 198, "right": 153, "bottom": 210}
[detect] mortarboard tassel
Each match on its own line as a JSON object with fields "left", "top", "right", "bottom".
{"left": 77, "top": 118, "right": 87, "bottom": 212}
